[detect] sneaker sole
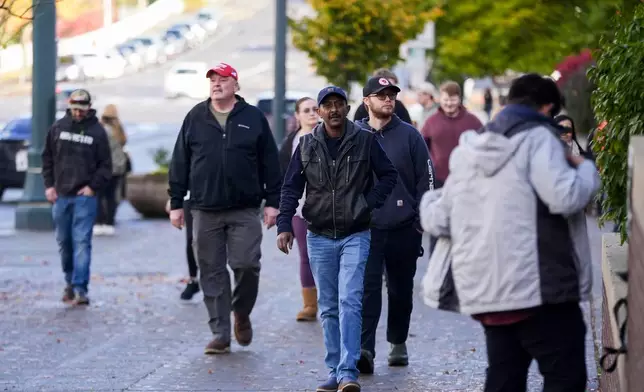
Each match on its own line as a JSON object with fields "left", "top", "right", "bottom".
{"left": 204, "top": 346, "right": 230, "bottom": 355}
{"left": 339, "top": 384, "right": 361, "bottom": 392}
{"left": 315, "top": 387, "right": 338, "bottom": 392}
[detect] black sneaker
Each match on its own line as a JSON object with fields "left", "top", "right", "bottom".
{"left": 74, "top": 292, "right": 90, "bottom": 306}
{"left": 357, "top": 349, "right": 375, "bottom": 375}
{"left": 180, "top": 281, "right": 200, "bottom": 300}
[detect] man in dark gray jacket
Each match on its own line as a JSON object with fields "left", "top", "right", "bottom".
{"left": 355, "top": 76, "right": 433, "bottom": 373}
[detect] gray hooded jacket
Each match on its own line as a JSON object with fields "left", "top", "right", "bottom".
{"left": 419, "top": 106, "right": 600, "bottom": 315}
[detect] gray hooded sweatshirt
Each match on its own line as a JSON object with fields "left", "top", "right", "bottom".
{"left": 419, "top": 107, "right": 600, "bottom": 315}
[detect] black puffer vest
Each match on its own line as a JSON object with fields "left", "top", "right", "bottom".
{"left": 300, "top": 121, "right": 373, "bottom": 239}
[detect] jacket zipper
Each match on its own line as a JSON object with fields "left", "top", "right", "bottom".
{"left": 332, "top": 159, "right": 337, "bottom": 238}
{"left": 222, "top": 118, "right": 230, "bottom": 202}
{"left": 346, "top": 156, "right": 350, "bottom": 183}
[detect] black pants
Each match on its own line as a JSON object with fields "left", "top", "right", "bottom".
{"left": 361, "top": 224, "right": 422, "bottom": 357}
{"left": 184, "top": 202, "right": 197, "bottom": 278}
{"left": 96, "top": 175, "right": 121, "bottom": 226}
{"left": 483, "top": 303, "right": 587, "bottom": 392}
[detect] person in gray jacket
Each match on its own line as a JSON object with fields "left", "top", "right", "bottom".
{"left": 419, "top": 74, "right": 600, "bottom": 392}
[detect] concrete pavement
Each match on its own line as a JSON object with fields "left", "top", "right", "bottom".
{"left": 0, "top": 202, "right": 604, "bottom": 391}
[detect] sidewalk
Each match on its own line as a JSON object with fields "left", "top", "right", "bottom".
{"left": 0, "top": 203, "right": 601, "bottom": 391}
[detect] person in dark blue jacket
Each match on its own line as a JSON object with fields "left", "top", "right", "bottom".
{"left": 355, "top": 76, "right": 433, "bottom": 374}
{"left": 277, "top": 86, "right": 398, "bottom": 392}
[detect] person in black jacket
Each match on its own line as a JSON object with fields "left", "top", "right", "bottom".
{"left": 167, "top": 62, "right": 282, "bottom": 355}
{"left": 354, "top": 77, "right": 433, "bottom": 373}
{"left": 277, "top": 86, "right": 398, "bottom": 392}
{"left": 42, "top": 89, "right": 112, "bottom": 306}
{"left": 353, "top": 68, "right": 412, "bottom": 124}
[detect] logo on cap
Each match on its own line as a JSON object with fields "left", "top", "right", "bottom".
{"left": 378, "top": 78, "right": 390, "bottom": 86}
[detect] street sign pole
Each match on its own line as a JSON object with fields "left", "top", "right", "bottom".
{"left": 272, "top": 0, "right": 287, "bottom": 144}
{"left": 14, "top": 0, "right": 57, "bottom": 231}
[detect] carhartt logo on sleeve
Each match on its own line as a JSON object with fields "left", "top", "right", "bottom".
{"left": 59, "top": 131, "right": 94, "bottom": 145}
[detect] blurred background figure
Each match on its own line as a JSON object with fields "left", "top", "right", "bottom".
{"left": 94, "top": 104, "right": 127, "bottom": 236}
{"left": 555, "top": 114, "right": 584, "bottom": 157}
{"left": 278, "top": 96, "right": 320, "bottom": 322}
{"left": 483, "top": 87, "right": 493, "bottom": 121}
{"left": 409, "top": 82, "right": 439, "bottom": 129}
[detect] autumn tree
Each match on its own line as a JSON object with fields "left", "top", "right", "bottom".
{"left": 428, "top": 0, "right": 623, "bottom": 82}
{"left": 289, "top": 0, "right": 441, "bottom": 91}
{"left": 0, "top": 0, "right": 34, "bottom": 47}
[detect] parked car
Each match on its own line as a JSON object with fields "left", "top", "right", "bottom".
{"left": 56, "top": 55, "right": 85, "bottom": 82}
{"left": 116, "top": 43, "right": 144, "bottom": 72}
{"left": 162, "top": 30, "right": 189, "bottom": 57}
{"left": 128, "top": 36, "right": 167, "bottom": 65}
{"left": 164, "top": 62, "right": 208, "bottom": 99}
{"left": 0, "top": 116, "right": 30, "bottom": 199}
{"left": 167, "top": 26, "right": 199, "bottom": 49}
{"left": 254, "top": 90, "right": 312, "bottom": 141}
{"left": 196, "top": 9, "right": 220, "bottom": 34}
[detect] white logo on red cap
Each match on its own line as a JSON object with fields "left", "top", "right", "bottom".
{"left": 378, "top": 78, "right": 390, "bottom": 86}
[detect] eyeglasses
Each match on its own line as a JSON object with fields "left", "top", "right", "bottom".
{"left": 370, "top": 93, "right": 397, "bottom": 101}
{"left": 300, "top": 107, "right": 318, "bottom": 114}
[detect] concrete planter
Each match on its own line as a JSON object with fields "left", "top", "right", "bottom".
{"left": 126, "top": 172, "right": 168, "bottom": 219}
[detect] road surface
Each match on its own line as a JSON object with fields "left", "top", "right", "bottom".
{"left": 0, "top": 201, "right": 606, "bottom": 391}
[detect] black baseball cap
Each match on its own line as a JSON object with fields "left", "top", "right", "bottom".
{"left": 363, "top": 76, "right": 401, "bottom": 97}
{"left": 317, "top": 86, "right": 348, "bottom": 105}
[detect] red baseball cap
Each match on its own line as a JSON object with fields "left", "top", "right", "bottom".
{"left": 206, "top": 62, "right": 238, "bottom": 80}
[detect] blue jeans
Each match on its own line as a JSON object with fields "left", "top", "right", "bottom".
{"left": 52, "top": 195, "right": 97, "bottom": 294}
{"left": 306, "top": 230, "right": 371, "bottom": 382}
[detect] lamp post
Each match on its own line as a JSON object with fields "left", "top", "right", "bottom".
{"left": 14, "top": 0, "right": 57, "bottom": 231}
{"left": 272, "top": 0, "right": 287, "bottom": 144}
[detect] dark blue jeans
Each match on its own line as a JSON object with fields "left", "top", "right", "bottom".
{"left": 52, "top": 195, "right": 98, "bottom": 294}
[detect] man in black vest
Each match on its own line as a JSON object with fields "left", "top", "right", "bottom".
{"left": 277, "top": 86, "right": 398, "bottom": 392}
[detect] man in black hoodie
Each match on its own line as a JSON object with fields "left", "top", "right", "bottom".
{"left": 353, "top": 68, "right": 412, "bottom": 124}
{"left": 355, "top": 77, "right": 433, "bottom": 373}
{"left": 168, "top": 63, "right": 282, "bottom": 355}
{"left": 42, "top": 89, "right": 112, "bottom": 306}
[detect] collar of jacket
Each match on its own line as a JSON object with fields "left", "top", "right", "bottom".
{"left": 355, "top": 114, "right": 401, "bottom": 135}
{"left": 202, "top": 94, "right": 248, "bottom": 117}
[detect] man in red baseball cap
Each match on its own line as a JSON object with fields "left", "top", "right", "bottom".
{"left": 168, "top": 61, "right": 282, "bottom": 356}
{"left": 205, "top": 62, "right": 238, "bottom": 80}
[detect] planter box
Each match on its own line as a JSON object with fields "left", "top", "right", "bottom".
{"left": 126, "top": 172, "right": 169, "bottom": 219}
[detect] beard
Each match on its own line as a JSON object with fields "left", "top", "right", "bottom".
{"left": 370, "top": 105, "right": 394, "bottom": 120}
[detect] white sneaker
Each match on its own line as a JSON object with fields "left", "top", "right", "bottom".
{"left": 93, "top": 225, "right": 105, "bottom": 236}
{"left": 103, "top": 225, "right": 115, "bottom": 236}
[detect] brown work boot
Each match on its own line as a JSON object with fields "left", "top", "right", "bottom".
{"left": 61, "top": 285, "right": 74, "bottom": 303}
{"left": 204, "top": 338, "right": 230, "bottom": 355}
{"left": 234, "top": 312, "right": 253, "bottom": 346}
{"left": 296, "top": 287, "right": 318, "bottom": 322}
{"left": 338, "top": 379, "right": 361, "bottom": 392}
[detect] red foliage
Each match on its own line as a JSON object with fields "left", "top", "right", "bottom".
{"left": 554, "top": 49, "right": 594, "bottom": 86}
{"left": 56, "top": 9, "right": 105, "bottom": 38}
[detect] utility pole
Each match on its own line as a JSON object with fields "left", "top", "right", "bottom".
{"left": 272, "top": 0, "right": 287, "bottom": 144}
{"left": 14, "top": 0, "right": 57, "bottom": 231}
